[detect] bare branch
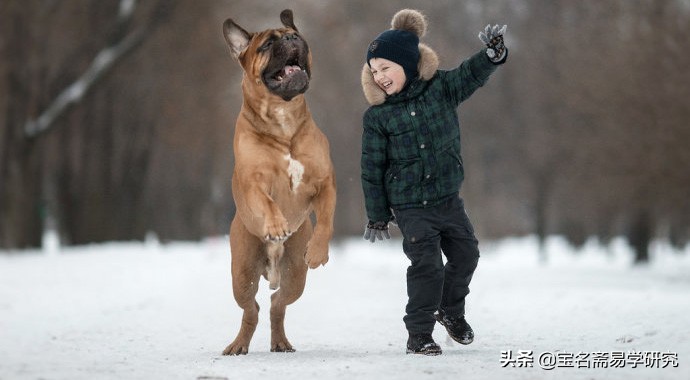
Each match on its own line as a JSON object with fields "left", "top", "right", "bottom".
{"left": 24, "top": 0, "right": 142, "bottom": 139}
{"left": 118, "top": 0, "right": 137, "bottom": 20}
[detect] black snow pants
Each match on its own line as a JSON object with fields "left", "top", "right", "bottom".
{"left": 393, "top": 195, "right": 480, "bottom": 335}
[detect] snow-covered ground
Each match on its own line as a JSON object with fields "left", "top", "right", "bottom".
{"left": 1, "top": 235, "right": 689, "bottom": 380}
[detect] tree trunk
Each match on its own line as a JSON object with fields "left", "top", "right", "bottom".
{"left": 0, "top": 5, "right": 43, "bottom": 249}
{"left": 629, "top": 210, "right": 652, "bottom": 265}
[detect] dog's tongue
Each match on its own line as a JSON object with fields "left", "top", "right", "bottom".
{"left": 283, "top": 65, "right": 301, "bottom": 76}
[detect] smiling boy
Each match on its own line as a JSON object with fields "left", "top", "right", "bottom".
{"left": 369, "top": 58, "right": 408, "bottom": 95}
{"left": 360, "top": 9, "right": 508, "bottom": 355}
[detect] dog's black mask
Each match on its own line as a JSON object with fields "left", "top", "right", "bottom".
{"left": 261, "top": 33, "right": 311, "bottom": 101}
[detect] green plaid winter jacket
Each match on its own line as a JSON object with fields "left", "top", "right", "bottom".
{"left": 361, "top": 49, "right": 502, "bottom": 222}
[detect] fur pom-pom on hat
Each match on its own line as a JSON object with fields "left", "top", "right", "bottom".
{"left": 391, "top": 9, "right": 427, "bottom": 37}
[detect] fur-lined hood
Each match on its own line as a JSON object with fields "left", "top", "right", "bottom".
{"left": 361, "top": 9, "right": 439, "bottom": 106}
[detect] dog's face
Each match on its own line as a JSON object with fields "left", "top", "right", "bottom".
{"left": 223, "top": 10, "right": 312, "bottom": 101}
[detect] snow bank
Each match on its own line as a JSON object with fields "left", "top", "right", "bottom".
{"left": 1, "top": 236, "right": 688, "bottom": 379}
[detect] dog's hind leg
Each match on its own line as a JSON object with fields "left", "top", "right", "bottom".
{"left": 269, "top": 220, "right": 311, "bottom": 352}
{"left": 223, "top": 217, "right": 263, "bottom": 356}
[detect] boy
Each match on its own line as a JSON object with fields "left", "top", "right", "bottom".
{"left": 360, "top": 9, "right": 507, "bottom": 355}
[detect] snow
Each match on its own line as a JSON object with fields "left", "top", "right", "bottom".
{"left": 1, "top": 235, "right": 689, "bottom": 380}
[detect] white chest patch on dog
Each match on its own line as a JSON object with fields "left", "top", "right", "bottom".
{"left": 285, "top": 154, "right": 304, "bottom": 191}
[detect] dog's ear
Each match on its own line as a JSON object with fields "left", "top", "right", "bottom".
{"left": 280, "top": 9, "right": 298, "bottom": 32}
{"left": 223, "top": 19, "right": 252, "bottom": 59}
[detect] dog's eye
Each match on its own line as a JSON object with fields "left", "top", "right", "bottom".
{"left": 259, "top": 41, "right": 273, "bottom": 52}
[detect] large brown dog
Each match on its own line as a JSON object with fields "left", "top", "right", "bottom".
{"left": 221, "top": 10, "right": 336, "bottom": 355}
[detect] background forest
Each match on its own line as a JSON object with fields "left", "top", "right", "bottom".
{"left": 2, "top": 0, "right": 689, "bottom": 262}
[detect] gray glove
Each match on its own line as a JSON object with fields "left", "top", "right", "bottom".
{"left": 478, "top": 24, "right": 507, "bottom": 63}
{"left": 363, "top": 220, "right": 391, "bottom": 243}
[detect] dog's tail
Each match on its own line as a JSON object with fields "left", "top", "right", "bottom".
{"left": 265, "top": 243, "right": 284, "bottom": 290}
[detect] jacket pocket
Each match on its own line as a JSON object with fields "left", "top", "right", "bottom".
{"left": 385, "top": 160, "right": 422, "bottom": 206}
{"left": 388, "top": 127, "right": 419, "bottom": 160}
{"left": 440, "top": 145, "right": 464, "bottom": 188}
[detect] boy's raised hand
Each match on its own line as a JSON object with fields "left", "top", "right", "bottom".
{"left": 478, "top": 24, "right": 507, "bottom": 63}
{"left": 363, "top": 220, "right": 391, "bottom": 243}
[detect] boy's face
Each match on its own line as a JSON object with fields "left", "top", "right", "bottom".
{"left": 369, "top": 58, "right": 406, "bottom": 96}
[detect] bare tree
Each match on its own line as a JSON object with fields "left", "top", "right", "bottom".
{"left": 2, "top": 0, "right": 689, "bottom": 257}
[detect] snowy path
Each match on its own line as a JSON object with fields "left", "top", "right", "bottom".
{"left": 1, "top": 236, "right": 689, "bottom": 380}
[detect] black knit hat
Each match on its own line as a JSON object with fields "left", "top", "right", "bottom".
{"left": 366, "top": 29, "right": 420, "bottom": 82}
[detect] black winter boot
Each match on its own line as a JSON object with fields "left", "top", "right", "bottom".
{"left": 406, "top": 333, "right": 442, "bottom": 355}
{"left": 435, "top": 311, "right": 474, "bottom": 345}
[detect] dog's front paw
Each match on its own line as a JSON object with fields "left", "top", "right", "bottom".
{"left": 304, "top": 239, "right": 329, "bottom": 269}
{"left": 263, "top": 215, "right": 292, "bottom": 242}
